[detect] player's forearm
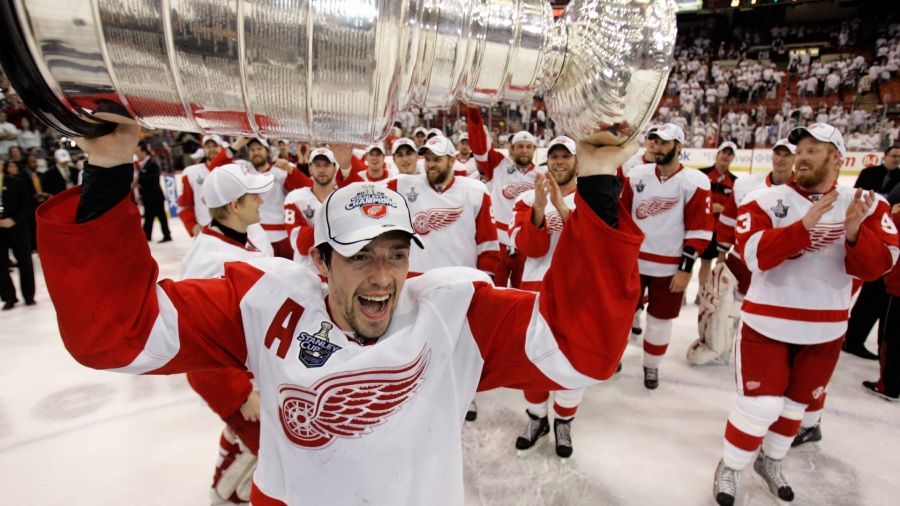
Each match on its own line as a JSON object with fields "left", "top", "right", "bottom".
{"left": 76, "top": 163, "right": 134, "bottom": 223}
{"left": 845, "top": 225, "right": 898, "bottom": 281}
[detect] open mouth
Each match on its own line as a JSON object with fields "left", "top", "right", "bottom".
{"left": 357, "top": 294, "right": 392, "bottom": 319}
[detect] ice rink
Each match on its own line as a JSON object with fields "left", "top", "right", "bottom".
{"left": 2, "top": 180, "right": 898, "bottom": 505}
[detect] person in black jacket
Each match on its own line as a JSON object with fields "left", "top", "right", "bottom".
{"left": 845, "top": 143, "right": 900, "bottom": 359}
{"left": 136, "top": 142, "right": 172, "bottom": 243}
{"left": 39, "top": 148, "right": 81, "bottom": 196}
{"left": 0, "top": 159, "right": 36, "bottom": 309}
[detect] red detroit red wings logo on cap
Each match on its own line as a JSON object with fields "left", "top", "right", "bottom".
{"left": 635, "top": 197, "right": 680, "bottom": 219}
{"left": 413, "top": 207, "right": 463, "bottom": 235}
{"left": 502, "top": 182, "right": 534, "bottom": 200}
{"left": 361, "top": 204, "right": 388, "bottom": 219}
{"left": 277, "top": 346, "right": 431, "bottom": 449}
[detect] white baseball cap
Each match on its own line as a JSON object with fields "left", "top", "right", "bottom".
{"left": 189, "top": 148, "right": 205, "bottom": 161}
{"left": 391, "top": 137, "right": 417, "bottom": 155}
{"left": 247, "top": 137, "right": 270, "bottom": 149}
{"left": 426, "top": 128, "right": 443, "bottom": 139}
{"left": 314, "top": 183, "right": 424, "bottom": 257}
{"left": 54, "top": 148, "right": 71, "bottom": 163}
{"left": 201, "top": 134, "right": 229, "bottom": 149}
{"left": 788, "top": 123, "right": 847, "bottom": 158}
{"left": 773, "top": 138, "right": 797, "bottom": 155}
{"left": 309, "top": 147, "right": 338, "bottom": 166}
{"left": 458, "top": 132, "right": 469, "bottom": 142}
{"left": 202, "top": 164, "right": 274, "bottom": 208}
{"left": 546, "top": 135, "right": 577, "bottom": 154}
{"left": 647, "top": 123, "right": 685, "bottom": 144}
{"left": 365, "top": 142, "right": 386, "bottom": 155}
{"left": 418, "top": 135, "right": 456, "bottom": 157}
{"left": 717, "top": 141, "right": 738, "bottom": 153}
{"left": 510, "top": 131, "right": 537, "bottom": 146}
{"left": 413, "top": 127, "right": 428, "bottom": 137}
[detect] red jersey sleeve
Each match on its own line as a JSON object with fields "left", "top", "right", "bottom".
{"left": 736, "top": 199, "right": 811, "bottom": 272}
{"left": 474, "top": 192, "right": 500, "bottom": 275}
{"left": 716, "top": 193, "right": 738, "bottom": 251}
{"left": 844, "top": 200, "right": 900, "bottom": 281}
{"left": 465, "top": 107, "right": 505, "bottom": 181}
{"left": 335, "top": 168, "right": 364, "bottom": 188}
{"left": 37, "top": 189, "right": 257, "bottom": 375}
{"left": 208, "top": 148, "right": 232, "bottom": 169}
{"left": 177, "top": 174, "right": 198, "bottom": 236}
{"left": 187, "top": 368, "right": 254, "bottom": 419}
{"left": 469, "top": 190, "right": 643, "bottom": 391}
{"left": 284, "top": 168, "right": 313, "bottom": 192}
{"left": 683, "top": 186, "right": 714, "bottom": 253}
{"left": 510, "top": 198, "right": 551, "bottom": 258}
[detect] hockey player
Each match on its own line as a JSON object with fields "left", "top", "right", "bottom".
{"left": 283, "top": 147, "right": 339, "bottom": 274}
{"left": 466, "top": 107, "right": 546, "bottom": 288}
{"left": 456, "top": 133, "right": 477, "bottom": 176}
{"left": 180, "top": 164, "right": 274, "bottom": 505}
{"left": 243, "top": 138, "right": 314, "bottom": 259}
{"left": 713, "top": 123, "right": 899, "bottom": 505}
{"left": 688, "top": 139, "right": 796, "bottom": 366}
{"left": 177, "top": 134, "right": 247, "bottom": 237}
{"left": 698, "top": 142, "right": 739, "bottom": 299}
{"left": 390, "top": 138, "right": 420, "bottom": 175}
{"left": 336, "top": 142, "right": 398, "bottom": 187}
{"left": 509, "top": 136, "right": 583, "bottom": 458}
{"left": 387, "top": 135, "right": 500, "bottom": 422}
{"left": 38, "top": 123, "right": 643, "bottom": 505}
{"left": 620, "top": 124, "right": 660, "bottom": 178}
{"left": 620, "top": 123, "right": 714, "bottom": 389}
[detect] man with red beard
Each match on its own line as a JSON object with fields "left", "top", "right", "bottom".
{"left": 509, "top": 136, "right": 583, "bottom": 458}
{"left": 245, "top": 137, "right": 313, "bottom": 259}
{"left": 621, "top": 123, "right": 713, "bottom": 389}
{"left": 466, "top": 107, "right": 546, "bottom": 288}
{"left": 284, "top": 147, "right": 339, "bottom": 274}
{"left": 713, "top": 123, "right": 898, "bottom": 506}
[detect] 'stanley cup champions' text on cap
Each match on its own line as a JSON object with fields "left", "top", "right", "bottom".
{"left": 314, "top": 183, "right": 425, "bottom": 257}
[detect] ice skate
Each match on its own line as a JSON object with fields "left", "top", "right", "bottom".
{"left": 515, "top": 411, "right": 549, "bottom": 455}
{"left": 643, "top": 367, "right": 659, "bottom": 390}
{"left": 753, "top": 451, "right": 794, "bottom": 502}
{"left": 791, "top": 423, "right": 822, "bottom": 448}
{"left": 713, "top": 459, "right": 739, "bottom": 506}
{"left": 554, "top": 418, "right": 573, "bottom": 459}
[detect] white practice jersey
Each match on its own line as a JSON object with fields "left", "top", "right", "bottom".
{"left": 620, "top": 150, "right": 653, "bottom": 178}
{"left": 387, "top": 174, "right": 499, "bottom": 275}
{"left": 251, "top": 165, "right": 309, "bottom": 243}
{"left": 621, "top": 164, "right": 714, "bottom": 277}
{"left": 737, "top": 183, "right": 899, "bottom": 344}
{"left": 509, "top": 190, "right": 578, "bottom": 290}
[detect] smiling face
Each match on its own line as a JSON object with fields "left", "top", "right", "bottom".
{"left": 771, "top": 146, "right": 795, "bottom": 184}
{"left": 794, "top": 137, "right": 840, "bottom": 191}
{"left": 423, "top": 151, "right": 453, "bottom": 186}
{"left": 313, "top": 232, "right": 411, "bottom": 341}
{"left": 392, "top": 145, "right": 418, "bottom": 175}
{"left": 546, "top": 146, "right": 577, "bottom": 186}
{"left": 232, "top": 192, "right": 263, "bottom": 228}
{"left": 366, "top": 149, "right": 385, "bottom": 176}
{"left": 310, "top": 157, "right": 336, "bottom": 186}
{"left": 248, "top": 143, "right": 270, "bottom": 169}
{"left": 510, "top": 141, "right": 535, "bottom": 168}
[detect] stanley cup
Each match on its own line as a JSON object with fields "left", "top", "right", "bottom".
{"left": 0, "top": 0, "right": 676, "bottom": 145}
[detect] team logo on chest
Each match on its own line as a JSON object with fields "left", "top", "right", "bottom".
{"left": 635, "top": 180, "right": 645, "bottom": 193}
{"left": 803, "top": 222, "right": 845, "bottom": 254}
{"left": 635, "top": 196, "right": 680, "bottom": 219}
{"left": 413, "top": 207, "right": 464, "bottom": 235}
{"left": 502, "top": 181, "right": 534, "bottom": 200}
{"left": 277, "top": 346, "right": 431, "bottom": 449}
{"left": 296, "top": 322, "right": 342, "bottom": 368}
{"left": 405, "top": 187, "right": 419, "bottom": 203}
{"left": 770, "top": 199, "right": 789, "bottom": 218}
{"left": 303, "top": 204, "right": 315, "bottom": 220}
{"left": 546, "top": 212, "right": 564, "bottom": 232}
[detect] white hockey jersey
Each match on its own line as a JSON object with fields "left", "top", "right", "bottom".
{"left": 181, "top": 226, "right": 270, "bottom": 279}
{"left": 251, "top": 165, "right": 311, "bottom": 243}
{"left": 621, "top": 164, "right": 714, "bottom": 277}
{"left": 716, "top": 171, "right": 775, "bottom": 257}
{"left": 466, "top": 110, "right": 546, "bottom": 246}
{"left": 40, "top": 184, "right": 643, "bottom": 506}
{"left": 283, "top": 186, "right": 332, "bottom": 274}
{"left": 509, "top": 190, "right": 578, "bottom": 291}
{"left": 620, "top": 150, "right": 653, "bottom": 178}
{"left": 736, "top": 182, "right": 899, "bottom": 344}
{"left": 386, "top": 174, "right": 499, "bottom": 276}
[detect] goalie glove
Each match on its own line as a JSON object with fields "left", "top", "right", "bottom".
{"left": 212, "top": 426, "right": 258, "bottom": 504}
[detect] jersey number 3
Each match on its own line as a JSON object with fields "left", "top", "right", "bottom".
{"left": 736, "top": 213, "right": 751, "bottom": 235}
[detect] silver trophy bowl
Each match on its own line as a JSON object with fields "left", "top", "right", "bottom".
{"left": 0, "top": 0, "right": 675, "bottom": 145}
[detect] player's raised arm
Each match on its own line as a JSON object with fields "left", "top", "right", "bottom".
{"left": 465, "top": 107, "right": 506, "bottom": 181}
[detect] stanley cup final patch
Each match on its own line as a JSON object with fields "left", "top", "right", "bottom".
{"left": 297, "top": 321, "right": 342, "bottom": 368}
